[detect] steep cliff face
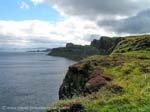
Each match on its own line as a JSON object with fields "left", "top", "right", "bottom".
{"left": 90, "top": 36, "right": 123, "bottom": 54}
{"left": 59, "top": 63, "right": 91, "bottom": 99}
{"left": 59, "top": 55, "right": 125, "bottom": 99}
{"left": 48, "top": 35, "right": 150, "bottom": 112}
{"left": 59, "top": 62, "right": 113, "bottom": 99}
{"left": 49, "top": 36, "right": 122, "bottom": 60}
{"left": 49, "top": 45, "right": 100, "bottom": 60}
{"left": 59, "top": 35, "right": 150, "bottom": 99}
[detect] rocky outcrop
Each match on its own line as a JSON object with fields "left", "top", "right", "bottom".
{"left": 49, "top": 44, "right": 100, "bottom": 60}
{"left": 48, "top": 102, "right": 84, "bottom": 112}
{"left": 49, "top": 36, "right": 123, "bottom": 60}
{"left": 90, "top": 36, "right": 123, "bottom": 54}
{"left": 59, "top": 61, "right": 113, "bottom": 99}
{"left": 85, "top": 74, "right": 112, "bottom": 94}
{"left": 59, "top": 63, "right": 91, "bottom": 99}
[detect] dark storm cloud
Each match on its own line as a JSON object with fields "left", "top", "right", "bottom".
{"left": 46, "top": 0, "right": 150, "bottom": 34}
{"left": 48, "top": 0, "right": 150, "bottom": 19}
{"left": 98, "top": 10, "right": 150, "bottom": 34}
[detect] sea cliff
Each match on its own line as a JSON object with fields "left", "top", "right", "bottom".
{"left": 48, "top": 36, "right": 122, "bottom": 60}
{"left": 48, "top": 35, "right": 150, "bottom": 112}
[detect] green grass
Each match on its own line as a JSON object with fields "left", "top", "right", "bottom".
{"left": 47, "top": 54, "right": 150, "bottom": 112}
{"left": 85, "top": 56, "right": 150, "bottom": 112}
{"left": 47, "top": 35, "right": 150, "bottom": 112}
{"left": 113, "top": 35, "right": 150, "bottom": 53}
{"left": 117, "top": 50, "right": 150, "bottom": 59}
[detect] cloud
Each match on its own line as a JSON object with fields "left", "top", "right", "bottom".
{"left": 31, "top": 0, "right": 45, "bottom": 5}
{"left": 2, "top": 0, "right": 150, "bottom": 49}
{"left": 45, "top": 0, "right": 150, "bottom": 20}
{"left": 98, "top": 9, "right": 150, "bottom": 34}
{"left": 0, "top": 18, "right": 108, "bottom": 48}
{"left": 0, "top": 35, "right": 30, "bottom": 47}
{"left": 30, "top": 0, "right": 150, "bottom": 35}
{"left": 20, "top": 1, "right": 30, "bottom": 9}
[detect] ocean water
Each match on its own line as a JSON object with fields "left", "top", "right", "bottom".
{"left": 0, "top": 52, "right": 75, "bottom": 112}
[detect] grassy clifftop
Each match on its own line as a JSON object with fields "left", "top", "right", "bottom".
{"left": 112, "top": 35, "right": 150, "bottom": 59}
{"left": 47, "top": 35, "right": 150, "bottom": 112}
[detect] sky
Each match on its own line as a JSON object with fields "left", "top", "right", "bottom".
{"left": 0, "top": 0, "right": 150, "bottom": 50}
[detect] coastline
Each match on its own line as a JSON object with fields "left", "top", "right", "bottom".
{"left": 47, "top": 35, "right": 150, "bottom": 112}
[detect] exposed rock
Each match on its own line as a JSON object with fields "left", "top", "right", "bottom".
{"left": 49, "top": 36, "right": 122, "bottom": 60}
{"left": 90, "top": 36, "right": 122, "bottom": 54}
{"left": 49, "top": 44, "right": 100, "bottom": 60}
{"left": 60, "top": 103, "right": 84, "bottom": 112}
{"left": 109, "top": 85, "right": 124, "bottom": 94}
{"left": 85, "top": 74, "right": 112, "bottom": 94}
{"left": 66, "top": 43, "right": 74, "bottom": 47}
{"left": 48, "top": 103, "right": 84, "bottom": 112}
{"left": 59, "top": 61, "right": 113, "bottom": 99}
{"left": 59, "top": 63, "right": 91, "bottom": 99}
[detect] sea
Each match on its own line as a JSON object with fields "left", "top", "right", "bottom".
{"left": 0, "top": 52, "right": 76, "bottom": 112}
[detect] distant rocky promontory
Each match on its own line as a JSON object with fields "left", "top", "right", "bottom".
{"left": 48, "top": 36, "right": 122, "bottom": 60}
{"left": 27, "top": 48, "right": 51, "bottom": 53}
